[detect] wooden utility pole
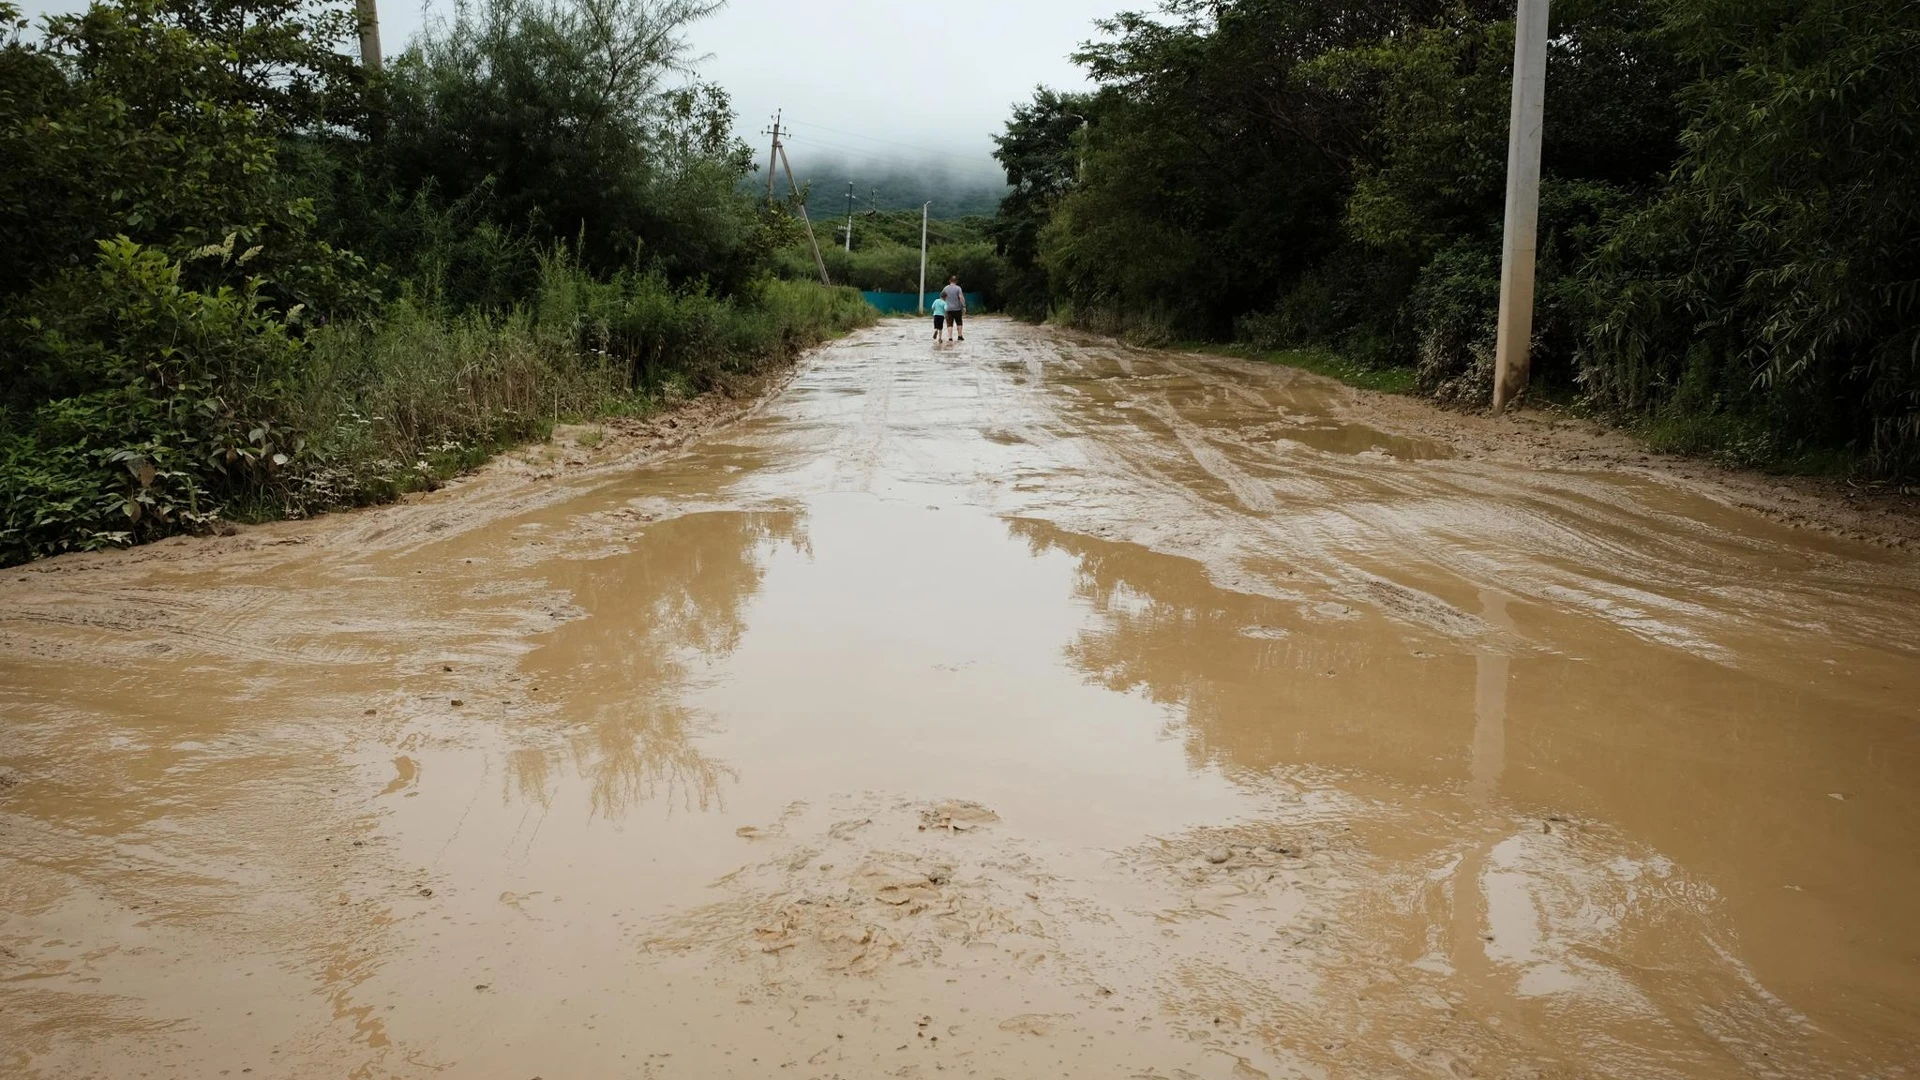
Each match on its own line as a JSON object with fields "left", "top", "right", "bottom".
{"left": 355, "top": 0, "right": 382, "bottom": 72}
{"left": 1493, "top": 0, "right": 1550, "bottom": 414}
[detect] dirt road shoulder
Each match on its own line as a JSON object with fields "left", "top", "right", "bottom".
{"left": 5, "top": 357, "right": 810, "bottom": 581}
{"left": 1186, "top": 346, "right": 1920, "bottom": 552}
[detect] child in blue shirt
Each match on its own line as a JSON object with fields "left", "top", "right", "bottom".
{"left": 931, "top": 296, "right": 948, "bottom": 343}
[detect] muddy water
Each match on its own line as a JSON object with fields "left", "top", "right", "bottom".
{"left": 3, "top": 320, "right": 1919, "bottom": 1079}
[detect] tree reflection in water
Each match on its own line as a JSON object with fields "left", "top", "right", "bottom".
{"left": 1006, "top": 518, "right": 1469, "bottom": 785}
{"left": 511, "top": 511, "right": 810, "bottom": 817}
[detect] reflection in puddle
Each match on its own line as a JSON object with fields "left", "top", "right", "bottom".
{"left": 1471, "top": 590, "right": 1514, "bottom": 805}
{"left": 1276, "top": 420, "right": 1454, "bottom": 460}
{"left": 514, "top": 511, "right": 809, "bottom": 817}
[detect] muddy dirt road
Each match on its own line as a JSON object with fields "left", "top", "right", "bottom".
{"left": 4, "top": 319, "right": 1919, "bottom": 1079}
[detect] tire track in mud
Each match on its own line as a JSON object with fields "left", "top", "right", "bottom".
{"left": 981, "top": 324, "right": 1920, "bottom": 668}
{"left": 994, "top": 353, "right": 1496, "bottom": 645}
{"left": 1139, "top": 394, "right": 1281, "bottom": 515}
{"left": 825, "top": 336, "right": 896, "bottom": 495}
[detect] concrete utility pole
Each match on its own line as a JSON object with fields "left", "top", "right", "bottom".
{"left": 355, "top": 0, "right": 382, "bottom": 72}
{"left": 761, "top": 113, "right": 828, "bottom": 284}
{"left": 765, "top": 111, "right": 783, "bottom": 204}
{"left": 918, "top": 202, "right": 931, "bottom": 313}
{"left": 844, "top": 182, "right": 856, "bottom": 253}
{"left": 1493, "top": 0, "right": 1550, "bottom": 414}
{"left": 778, "top": 145, "right": 831, "bottom": 287}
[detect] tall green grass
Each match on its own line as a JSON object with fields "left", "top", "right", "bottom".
{"left": 287, "top": 260, "right": 878, "bottom": 515}
{"left": 0, "top": 245, "right": 875, "bottom": 565}
{"left": 773, "top": 240, "right": 1006, "bottom": 305}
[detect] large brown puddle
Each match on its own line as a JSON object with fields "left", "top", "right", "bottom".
{"left": 3, "top": 320, "right": 1918, "bottom": 1078}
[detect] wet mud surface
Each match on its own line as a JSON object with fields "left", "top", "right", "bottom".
{"left": 3, "top": 319, "right": 1918, "bottom": 1078}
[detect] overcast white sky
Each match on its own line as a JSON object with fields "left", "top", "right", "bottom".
{"left": 686, "top": 0, "right": 1119, "bottom": 182}
{"left": 17, "top": 0, "right": 1126, "bottom": 182}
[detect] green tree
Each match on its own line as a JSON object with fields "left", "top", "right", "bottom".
{"left": 1586, "top": 0, "right": 1920, "bottom": 471}
{"left": 380, "top": 0, "right": 775, "bottom": 292}
{"left": 0, "top": 0, "right": 367, "bottom": 317}
{"left": 1308, "top": 0, "right": 1681, "bottom": 391}
{"left": 990, "top": 88, "right": 1089, "bottom": 317}
{"left": 1009, "top": 0, "right": 1515, "bottom": 339}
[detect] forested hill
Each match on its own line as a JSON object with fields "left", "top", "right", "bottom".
{"left": 773, "top": 156, "right": 1009, "bottom": 221}
{"left": 992, "top": 0, "right": 1920, "bottom": 476}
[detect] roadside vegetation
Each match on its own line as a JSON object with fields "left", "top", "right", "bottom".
{"left": 0, "top": 0, "right": 873, "bottom": 566}
{"left": 771, "top": 211, "right": 1006, "bottom": 308}
{"left": 993, "top": 0, "right": 1920, "bottom": 477}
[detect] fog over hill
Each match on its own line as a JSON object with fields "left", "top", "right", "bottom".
{"left": 771, "top": 148, "right": 1009, "bottom": 221}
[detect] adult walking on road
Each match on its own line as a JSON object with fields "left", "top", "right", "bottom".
{"left": 941, "top": 277, "right": 966, "bottom": 342}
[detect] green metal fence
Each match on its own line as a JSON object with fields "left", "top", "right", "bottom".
{"left": 861, "top": 291, "right": 984, "bottom": 315}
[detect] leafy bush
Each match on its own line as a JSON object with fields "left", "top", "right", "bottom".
{"left": 2, "top": 237, "right": 306, "bottom": 561}
{"left": 790, "top": 241, "right": 1004, "bottom": 306}
{"left": 0, "top": 0, "right": 372, "bottom": 314}
{"left": 769, "top": 210, "right": 1009, "bottom": 308}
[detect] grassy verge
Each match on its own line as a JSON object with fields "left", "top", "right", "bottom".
{"left": 280, "top": 270, "right": 880, "bottom": 516}
{"left": 1632, "top": 410, "right": 1863, "bottom": 478}
{"left": 1181, "top": 335, "right": 1870, "bottom": 478}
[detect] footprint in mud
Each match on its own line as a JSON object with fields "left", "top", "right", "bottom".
{"left": 646, "top": 798, "right": 1036, "bottom": 980}
{"left": 729, "top": 849, "right": 1016, "bottom": 975}
{"left": 827, "top": 817, "right": 872, "bottom": 840}
{"left": 918, "top": 800, "right": 1000, "bottom": 833}
{"left": 1305, "top": 601, "right": 1360, "bottom": 621}
{"left": 664, "top": 781, "right": 1652, "bottom": 1080}
{"left": 998, "top": 1012, "right": 1074, "bottom": 1037}
{"left": 733, "top": 800, "right": 813, "bottom": 842}
{"left": 1142, "top": 824, "right": 1358, "bottom": 925}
